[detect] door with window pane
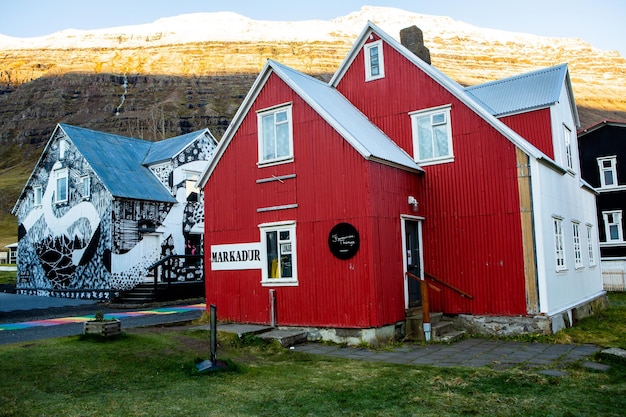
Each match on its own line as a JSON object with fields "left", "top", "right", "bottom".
{"left": 404, "top": 220, "right": 422, "bottom": 307}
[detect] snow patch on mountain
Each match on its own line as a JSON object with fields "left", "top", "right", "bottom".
{"left": 0, "top": 6, "right": 600, "bottom": 53}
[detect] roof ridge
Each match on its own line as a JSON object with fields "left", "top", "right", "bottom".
{"left": 59, "top": 123, "right": 148, "bottom": 144}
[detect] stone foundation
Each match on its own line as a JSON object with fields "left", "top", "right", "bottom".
{"left": 304, "top": 324, "right": 400, "bottom": 347}
{"left": 452, "top": 293, "right": 609, "bottom": 336}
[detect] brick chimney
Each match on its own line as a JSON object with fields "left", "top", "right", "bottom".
{"left": 400, "top": 26, "right": 431, "bottom": 64}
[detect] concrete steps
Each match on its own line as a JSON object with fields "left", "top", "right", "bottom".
{"left": 114, "top": 281, "right": 204, "bottom": 304}
{"left": 404, "top": 309, "right": 466, "bottom": 343}
{"left": 214, "top": 323, "right": 308, "bottom": 348}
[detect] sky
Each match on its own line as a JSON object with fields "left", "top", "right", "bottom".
{"left": 3, "top": 0, "right": 625, "bottom": 56}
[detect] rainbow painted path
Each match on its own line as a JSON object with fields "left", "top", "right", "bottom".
{"left": 0, "top": 303, "right": 206, "bottom": 331}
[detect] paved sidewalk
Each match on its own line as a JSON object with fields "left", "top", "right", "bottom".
{"left": 292, "top": 338, "right": 601, "bottom": 369}
{"left": 0, "top": 297, "right": 205, "bottom": 345}
{"left": 0, "top": 293, "right": 603, "bottom": 370}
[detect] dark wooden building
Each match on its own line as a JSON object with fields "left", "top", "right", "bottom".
{"left": 579, "top": 120, "right": 626, "bottom": 290}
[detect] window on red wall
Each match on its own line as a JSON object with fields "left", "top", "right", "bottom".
{"left": 257, "top": 104, "right": 293, "bottom": 166}
{"left": 410, "top": 105, "right": 454, "bottom": 165}
{"left": 364, "top": 40, "right": 385, "bottom": 81}
{"left": 260, "top": 221, "right": 298, "bottom": 286}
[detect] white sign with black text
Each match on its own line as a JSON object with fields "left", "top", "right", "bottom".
{"left": 210, "top": 242, "right": 263, "bottom": 271}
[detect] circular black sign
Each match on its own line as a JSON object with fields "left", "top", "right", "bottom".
{"left": 328, "top": 223, "right": 360, "bottom": 260}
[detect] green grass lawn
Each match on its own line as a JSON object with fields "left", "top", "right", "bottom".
{"left": 0, "top": 270, "right": 16, "bottom": 285}
{"left": 549, "top": 292, "right": 626, "bottom": 349}
{"left": 506, "top": 292, "right": 626, "bottom": 350}
{"left": 1, "top": 294, "right": 626, "bottom": 417}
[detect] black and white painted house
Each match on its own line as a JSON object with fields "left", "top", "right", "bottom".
{"left": 12, "top": 124, "right": 217, "bottom": 299}
{"left": 578, "top": 120, "right": 626, "bottom": 290}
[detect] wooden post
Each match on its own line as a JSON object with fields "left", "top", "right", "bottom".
{"left": 269, "top": 289, "right": 276, "bottom": 327}
{"left": 420, "top": 278, "right": 431, "bottom": 341}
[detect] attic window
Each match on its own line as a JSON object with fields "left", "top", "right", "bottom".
{"left": 364, "top": 40, "right": 385, "bottom": 81}
{"left": 597, "top": 156, "right": 617, "bottom": 188}
{"left": 258, "top": 104, "right": 293, "bottom": 166}
{"left": 59, "top": 139, "right": 67, "bottom": 160}
{"left": 563, "top": 125, "right": 574, "bottom": 171}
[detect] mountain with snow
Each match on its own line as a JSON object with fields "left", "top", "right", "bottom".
{"left": 1, "top": 6, "right": 625, "bottom": 129}
{"left": 1, "top": 6, "right": 626, "bottom": 246}
{"left": 0, "top": 7, "right": 612, "bottom": 53}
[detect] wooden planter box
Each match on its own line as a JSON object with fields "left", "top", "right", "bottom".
{"left": 83, "top": 319, "right": 121, "bottom": 338}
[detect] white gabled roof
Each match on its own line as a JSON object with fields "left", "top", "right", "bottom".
{"left": 330, "top": 21, "right": 567, "bottom": 173}
{"left": 199, "top": 58, "right": 422, "bottom": 188}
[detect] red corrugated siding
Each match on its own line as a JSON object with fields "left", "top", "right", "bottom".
{"left": 500, "top": 109, "right": 554, "bottom": 159}
{"left": 337, "top": 36, "right": 527, "bottom": 315}
{"left": 206, "top": 30, "right": 534, "bottom": 326}
{"left": 337, "top": 39, "right": 457, "bottom": 157}
{"left": 204, "top": 72, "right": 422, "bottom": 328}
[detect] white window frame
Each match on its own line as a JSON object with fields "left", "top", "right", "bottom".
{"left": 410, "top": 105, "right": 454, "bottom": 165}
{"left": 33, "top": 185, "right": 42, "bottom": 207}
{"left": 602, "top": 210, "right": 624, "bottom": 243}
{"left": 553, "top": 216, "right": 566, "bottom": 272}
{"left": 597, "top": 156, "right": 618, "bottom": 188}
{"left": 257, "top": 104, "right": 293, "bottom": 166}
{"left": 59, "top": 139, "right": 67, "bottom": 160}
{"left": 572, "top": 221, "right": 583, "bottom": 269}
{"left": 54, "top": 168, "right": 68, "bottom": 204}
{"left": 364, "top": 40, "right": 385, "bottom": 81}
{"left": 586, "top": 224, "right": 596, "bottom": 266}
{"left": 259, "top": 221, "right": 297, "bottom": 286}
{"left": 81, "top": 175, "right": 91, "bottom": 200}
{"left": 563, "top": 124, "right": 574, "bottom": 171}
{"left": 184, "top": 170, "right": 200, "bottom": 199}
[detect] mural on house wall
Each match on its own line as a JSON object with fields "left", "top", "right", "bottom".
{"left": 12, "top": 124, "right": 217, "bottom": 299}
{"left": 15, "top": 130, "right": 113, "bottom": 298}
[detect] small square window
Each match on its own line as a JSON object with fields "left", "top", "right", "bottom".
{"left": 258, "top": 105, "right": 293, "bottom": 165}
{"left": 364, "top": 40, "right": 385, "bottom": 81}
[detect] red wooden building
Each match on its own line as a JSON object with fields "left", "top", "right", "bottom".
{"left": 199, "top": 23, "right": 605, "bottom": 342}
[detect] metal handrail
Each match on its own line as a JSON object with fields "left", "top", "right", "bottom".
{"left": 148, "top": 254, "right": 203, "bottom": 292}
{"left": 423, "top": 272, "right": 474, "bottom": 299}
